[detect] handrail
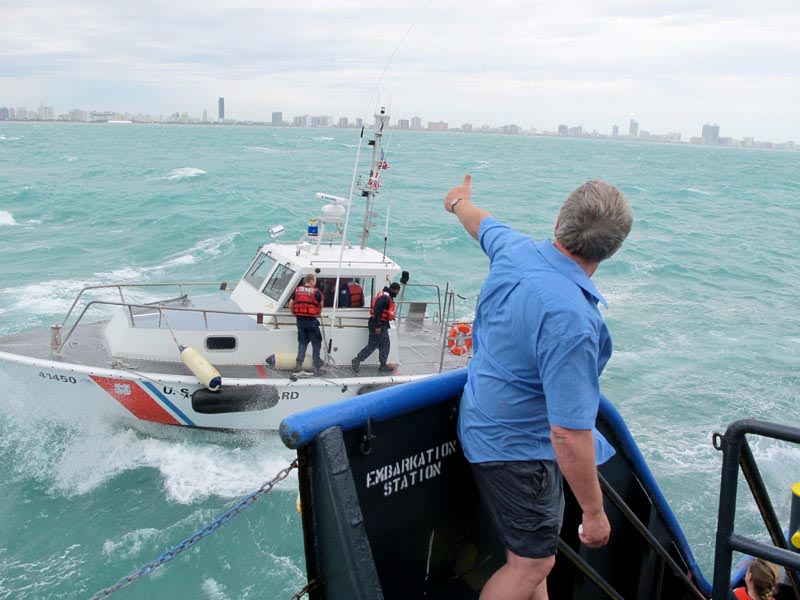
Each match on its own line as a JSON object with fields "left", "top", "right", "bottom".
{"left": 61, "top": 282, "right": 229, "bottom": 327}
{"left": 598, "top": 473, "right": 707, "bottom": 599}
{"left": 395, "top": 282, "right": 443, "bottom": 322}
{"left": 58, "top": 299, "right": 371, "bottom": 351}
{"left": 711, "top": 419, "right": 800, "bottom": 600}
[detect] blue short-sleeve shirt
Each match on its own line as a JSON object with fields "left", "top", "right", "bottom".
{"left": 457, "top": 217, "right": 615, "bottom": 464}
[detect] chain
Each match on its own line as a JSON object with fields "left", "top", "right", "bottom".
{"left": 89, "top": 459, "right": 299, "bottom": 599}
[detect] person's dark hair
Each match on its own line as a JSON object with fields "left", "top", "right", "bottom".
{"left": 748, "top": 558, "right": 780, "bottom": 600}
{"left": 389, "top": 282, "right": 401, "bottom": 292}
{"left": 555, "top": 180, "right": 633, "bottom": 262}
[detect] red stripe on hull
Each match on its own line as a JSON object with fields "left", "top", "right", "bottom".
{"left": 90, "top": 376, "right": 181, "bottom": 425}
{"left": 255, "top": 364, "right": 268, "bottom": 378}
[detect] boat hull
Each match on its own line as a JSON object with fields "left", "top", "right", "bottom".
{"left": 0, "top": 350, "right": 423, "bottom": 431}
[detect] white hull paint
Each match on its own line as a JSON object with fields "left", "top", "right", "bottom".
{"left": 0, "top": 350, "right": 426, "bottom": 431}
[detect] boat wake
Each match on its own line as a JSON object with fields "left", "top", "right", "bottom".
{"left": 0, "top": 376, "right": 296, "bottom": 505}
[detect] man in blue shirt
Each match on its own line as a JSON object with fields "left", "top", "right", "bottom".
{"left": 445, "top": 175, "right": 632, "bottom": 600}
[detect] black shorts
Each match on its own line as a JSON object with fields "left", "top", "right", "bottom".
{"left": 471, "top": 460, "right": 564, "bottom": 559}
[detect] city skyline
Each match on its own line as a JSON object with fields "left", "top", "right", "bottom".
{"left": 2, "top": 1, "right": 799, "bottom": 143}
{"left": 3, "top": 100, "right": 795, "bottom": 150}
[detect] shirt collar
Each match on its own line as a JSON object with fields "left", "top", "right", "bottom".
{"left": 536, "top": 239, "right": 608, "bottom": 308}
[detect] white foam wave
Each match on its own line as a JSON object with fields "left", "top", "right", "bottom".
{"left": 153, "top": 233, "right": 240, "bottom": 271}
{"left": 312, "top": 136, "right": 334, "bottom": 142}
{"left": 63, "top": 156, "right": 79, "bottom": 162}
{"left": 0, "top": 210, "right": 18, "bottom": 226}
{"left": 412, "top": 236, "right": 460, "bottom": 250}
{"left": 151, "top": 167, "right": 207, "bottom": 181}
{"left": 0, "top": 379, "right": 297, "bottom": 505}
{"left": 0, "top": 234, "right": 240, "bottom": 317}
{"left": 245, "top": 146, "right": 278, "bottom": 154}
{"left": 680, "top": 187, "right": 713, "bottom": 196}
{"left": 101, "top": 527, "right": 162, "bottom": 559}
{"left": 0, "top": 134, "right": 24, "bottom": 142}
{"left": 201, "top": 579, "right": 231, "bottom": 600}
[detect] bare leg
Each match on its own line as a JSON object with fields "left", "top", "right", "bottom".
{"left": 479, "top": 550, "right": 555, "bottom": 600}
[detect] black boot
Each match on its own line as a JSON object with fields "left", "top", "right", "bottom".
{"left": 351, "top": 358, "right": 360, "bottom": 373}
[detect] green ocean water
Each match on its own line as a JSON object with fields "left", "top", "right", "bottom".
{"left": 0, "top": 121, "right": 798, "bottom": 598}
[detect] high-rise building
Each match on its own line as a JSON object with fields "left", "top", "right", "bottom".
{"left": 702, "top": 123, "right": 720, "bottom": 145}
{"left": 218, "top": 97, "right": 225, "bottom": 120}
{"left": 612, "top": 125, "right": 619, "bottom": 138}
{"left": 338, "top": 117, "right": 349, "bottom": 128}
{"left": 629, "top": 119, "right": 639, "bottom": 137}
{"left": 397, "top": 119, "right": 410, "bottom": 130}
{"left": 38, "top": 104, "right": 55, "bottom": 120}
{"left": 202, "top": 109, "right": 208, "bottom": 123}
{"left": 272, "top": 111, "right": 283, "bottom": 126}
{"left": 311, "top": 115, "right": 333, "bottom": 127}
{"left": 410, "top": 116, "right": 422, "bottom": 130}
{"left": 293, "top": 115, "right": 309, "bottom": 127}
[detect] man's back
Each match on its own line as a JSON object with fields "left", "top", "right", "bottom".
{"left": 458, "top": 218, "right": 612, "bottom": 463}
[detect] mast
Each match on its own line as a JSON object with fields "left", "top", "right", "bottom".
{"left": 359, "top": 106, "right": 390, "bottom": 249}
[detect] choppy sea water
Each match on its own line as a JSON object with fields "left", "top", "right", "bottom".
{"left": 0, "top": 122, "right": 798, "bottom": 598}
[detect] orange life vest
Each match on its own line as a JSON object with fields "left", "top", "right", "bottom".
{"left": 348, "top": 283, "right": 364, "bottom": 307}
{"left": 369, "top": 290, "right": 396, "bottom": 322}
{"left": 292, "top": 286, "right": 322, "bottom": 317}
{"left": 733, "top": 587, "right": 773, "bottom": 600}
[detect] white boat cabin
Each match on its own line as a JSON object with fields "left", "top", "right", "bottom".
{"left": 104, "top": 236, "right": 403, "bottom": 369}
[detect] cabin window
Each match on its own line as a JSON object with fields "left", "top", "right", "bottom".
{"left": 316, "top": 277, "right": 368, "bottom": 308}
{"left": 262, "top": 264, "right": 296, "bottom": 300}
{"left": 205, "top": 336, "right": 237, "bottom": 351}
{"left": 244, "top": 253, "right": 277, "bottom": 290}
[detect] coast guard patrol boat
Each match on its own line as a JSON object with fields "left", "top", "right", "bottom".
{"left": 0, "top": 108, "right": 473, "bottom": 431}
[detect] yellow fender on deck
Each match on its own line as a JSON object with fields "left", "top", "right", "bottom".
{"left": 180, "top": 346, "right": 222, "bottom": 391}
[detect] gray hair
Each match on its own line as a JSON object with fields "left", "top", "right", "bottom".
{"left": 555, "top": 180, "right": 633, "bottom": 262}
{"left": 303, "top": 273, "right": 317, "bottom": 285}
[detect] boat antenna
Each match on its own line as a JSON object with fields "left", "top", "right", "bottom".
{"left": 380, "top": 125, "right": 397, "bottom": 259}
{"left": 326, "top": 1, "right": 432, "bottom": 357}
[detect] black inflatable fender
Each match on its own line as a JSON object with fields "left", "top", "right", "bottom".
{"left": 192, "top": 385, "right": 280, "bottom": 414}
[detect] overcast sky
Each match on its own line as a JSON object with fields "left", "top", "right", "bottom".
{"left": 3, "top": 0, "right": 799, "bottom": 141}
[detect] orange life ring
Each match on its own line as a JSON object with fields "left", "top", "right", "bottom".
{"left": 447, "top": 323, "right": 472, "bottom": 356}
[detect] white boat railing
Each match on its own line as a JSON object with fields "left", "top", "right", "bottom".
{"left": 61, "top": 282, "right": 232, "bottom": 329}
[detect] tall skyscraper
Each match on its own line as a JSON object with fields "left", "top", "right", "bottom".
{"left": 218, "top": 98, "right": 225, "bottom": 120}
{"left": 271, "top": 111, "right": 283, "bottom": 126}
{"left": 629, "top": 119, "right": 639, "bottom": 137}
{"left": 612, "top": 125, "right": 619, "bottom": 138}
{"left": 410, "top": 116, "right": 422, "bottom": 130}
{"left": 702, "top": 123, "right": 720, "bottom": 145}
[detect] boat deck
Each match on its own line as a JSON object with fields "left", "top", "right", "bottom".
{"left": 0, "top": 315, "right": 469, "bottom": 380}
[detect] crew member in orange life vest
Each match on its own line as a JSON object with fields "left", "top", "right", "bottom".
{"left": 351, "top": 282, "right": 400, "bottom": 373}
{"left": 288, "top": 273, "right": 325, "bottom": 374}
{"left": 338, "top": 279, "right": 364, "bottom": 308}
